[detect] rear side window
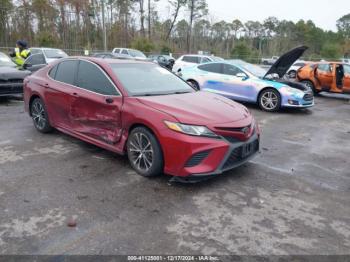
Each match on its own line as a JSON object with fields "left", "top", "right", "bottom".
{"left": 198, "top": 63, "right": 222, "bottom": 74}
{"left": 49, "top": 64, "right": 58, "bottom": 78}
{"left": 121, "top": 49, "right": 129, "bottom": 55}
{"left": 294, "top": 63, "right": 305, "bottom": 67}
{"left": 318, "top": 64, "right": 331, "bottom": 72}
{"left": 26, "top": 54, "right": 46, "bottom": 65}
{"left": 182, "top": 56, "right": 199, "bottom": 63}
{"left": 54, "top": 60, "right": 78, "bottom": 85}
{"left": 76, "top": 61, "right": 119, "bottom": 96}
{"left": 223, "top": 64, "right": 244, "bottom": 76}
{"left": 344, "top": 64, "right": 350, "bottom": 74}
{"left": 201, "top": 57, "right": 211, "bottom": 63}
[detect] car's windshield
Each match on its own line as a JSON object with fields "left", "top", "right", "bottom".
{"left": 229, "top": 60, "right": 267, "bottom": 78}
{"left": 110, "top": 63, "right": 194, "bottom": 96}
{"left": 0, "top": 52, "right": 16, "bottom": 67}
{"left": 128, "top": 49, "right": 146, "bottom": 58}
{"left": 43, "top": 49, "right": 68, "bottom": 59}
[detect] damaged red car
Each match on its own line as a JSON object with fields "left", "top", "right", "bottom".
{"left": 23, "top": 58, "right": 260, "bottom": 182}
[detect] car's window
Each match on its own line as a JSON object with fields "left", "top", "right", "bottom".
{"left": 30, "top": 49, "right": 41, "bottom": 55}
{"left": 198, "top": 63, "right": 222, "bottom": 74}
{"left": 76, "top": 60, "right": 119, "bottom": 96}
{"left": 114, "top": 49, "right": 120, "bottom": 53}
{"left": 128, "top": 49, "right": 146, "bottom": 58}
{"left": 223, "top": 64, "right": 245, "bottom": 76}
{"left": 201, "top": 57, "right": 211, "bottom": 63}
{"left": 48, "top": 64, "right": 58, "bottom": 78}
{"left": 344, "top": 64, "right": 350, "bottom": 74}
{"left": 110, "top": 63, "right": 194, "bottom": 96}
{"left": 26, "top": 54, "right": 46, "bottom": 65}
{"left": 182, "top": 56, "right": 199, "bottom": 63}
{"left": 318, "top": 64, "right": 331, "bottom": 72}
{"left": 43, "top": 49, "right": 68, "bottom": 59}
{"left": 121, "top": 49, "right": 129, "bottom": 55}
{"left": 54, "top": 60, "right": 78, "bottom": 85}
{"left": 294, "top": 63, "right": 305, "bottom": 67}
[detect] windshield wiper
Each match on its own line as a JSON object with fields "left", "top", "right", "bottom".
{"left": 134, "top": 93, "right": 169, "bottom": 97}
{"left": 172, "top": 91, "right": 192, "bottom": 94}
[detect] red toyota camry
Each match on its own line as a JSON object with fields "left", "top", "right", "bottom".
{"left": 23, "top": 57, "right": 260, "bottom": 182}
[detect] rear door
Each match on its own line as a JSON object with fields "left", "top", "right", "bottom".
{"left": 343, "top": 64, "right": 350, "bottom": 93}
{"left": 315, "top": 63, "right": 333, "bottom": 90}
{"left": 45, "top": 60, "right": 78, "bottom": 128}
{"left": 70, "top": 60, "right": 123, "bottom": 145}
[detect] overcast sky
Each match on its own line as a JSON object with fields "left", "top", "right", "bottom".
{"left": 158, "top": 0, "right": 349, "bottom": 31}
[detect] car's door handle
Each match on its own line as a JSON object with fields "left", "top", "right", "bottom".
{"left": 105, "top": 97, "right": 114, "bottom": 104}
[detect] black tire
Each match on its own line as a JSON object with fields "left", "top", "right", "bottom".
{"left": 187, "top": 80, "right": 200, "bottom": 91}
{"left": 288, "top": 70, "right": 297, "bottom": 78}
{"left": 258, "top": 88, "right": 281, "bottom": 112}
{"left": 127, "top": 127, "right": 163, "bottom": 177}
{"left": 30, "top": 97, "right": 53, "bottom": 133}
{"left": 301, "top": 80, "right": 319, "bottom": 95}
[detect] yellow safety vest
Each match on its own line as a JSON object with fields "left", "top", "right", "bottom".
{"left": 14, "top": 48, "right": 31, "bottom": 66}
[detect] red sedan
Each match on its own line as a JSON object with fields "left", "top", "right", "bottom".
{"left": 23, "top": 57, "right": 260, "bottom": 182}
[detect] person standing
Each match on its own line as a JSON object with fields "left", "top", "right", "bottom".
{"left": 9, "top": 40, "right": 31, "bottom": 67}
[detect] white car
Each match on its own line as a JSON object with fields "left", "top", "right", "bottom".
{"left": 172, "top": 54, "right": 224, "bottom": 73}
{"left": 29, "top": 47, "right": 68, "bottom": 64}
{"left": 112, "top": 48, "right": 147, "bottom": 60}
{"left": 286, "top": 60, "right": 307, "bottom": 78}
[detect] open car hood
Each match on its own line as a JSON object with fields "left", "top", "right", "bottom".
{"left": 264, "top": 46, "right": 308, "bottom": 78}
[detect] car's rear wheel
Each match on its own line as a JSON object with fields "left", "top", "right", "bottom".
{"left": 258, "top": 88, "right": 281, "bottom": 112}
{"left": 30, "top": 97, "right": 53, "bottom": 133}
{"left": 127, "top": 127, "right": 163, "bottom": 177}
{"left": 187, "top": 80, "right": 200, "bottom": 90}
{"left": 288, "top": 70, "right": 297, "bottom": 78}
{"left": 301, "top": 80, "right": 319, "bottom": 95}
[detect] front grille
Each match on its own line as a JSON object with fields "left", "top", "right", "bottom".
{"left": 223, "top": 136, "right": 241, "bottom": 143}
{"left": 223, "top": 139, "right": 259, "bottom": 169}
{"left": 303, "top": 93, "right": 313, "bottom": 101}
{"left": 184, "top": 150, "right": 211, "bottom": 168}
{"left": 215, "top": 125, "right": 251, "bottom": 133}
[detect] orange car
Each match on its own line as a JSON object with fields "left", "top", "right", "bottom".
{"left": 297, "top": 62, "right": 350, "bottom": 94}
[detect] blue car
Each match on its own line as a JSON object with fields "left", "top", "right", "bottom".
{"left": 180, "top": 46, "right": 314, "bottom": 112}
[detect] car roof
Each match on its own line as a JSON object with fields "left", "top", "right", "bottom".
{"left": 182, "top": 54, "right": 211, "bottom": 57}
{"left": 67, "top": 56, "right": 153, "bottom": 65}
{"left": 30, "top": 47, "right": 63, "bottom": 51}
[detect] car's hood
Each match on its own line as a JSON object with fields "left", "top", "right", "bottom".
{"left": 0, "top": 66, "right": 31, "bottom": 80}
{"left": 264, "top": 46, "right": 308, "bottom": 78}
{"left": 137, "top": 91, "right": 250, "bottom": 125}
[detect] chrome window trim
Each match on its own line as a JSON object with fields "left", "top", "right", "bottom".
{"left": 47, "top": 58, "right": 122, "bottom": 97}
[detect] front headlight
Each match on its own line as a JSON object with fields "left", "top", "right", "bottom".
{"left": 283, "top": 86, "right": 304, "bottom": 96}
{"left": 164, "top": 121, "right": 218, "bottom": 138}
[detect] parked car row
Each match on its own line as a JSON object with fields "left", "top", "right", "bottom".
{"left": 4, "top": 44, "right": 348, "bottom": 182}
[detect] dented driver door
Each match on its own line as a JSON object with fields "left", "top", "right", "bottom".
{"left": 69, "top": 60, "right": 123, "bottom": 145}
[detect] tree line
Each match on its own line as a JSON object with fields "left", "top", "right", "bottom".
{"left": 0, "top": 0, "right": 349, "bottom": 61}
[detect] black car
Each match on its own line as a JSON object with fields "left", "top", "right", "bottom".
{"left": 149, "top": 54, "right": 175, "bottom": 70}
{"left": 0, "top": 52, "right": 31, "bottom": 97}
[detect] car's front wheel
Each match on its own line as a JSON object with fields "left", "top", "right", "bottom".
{"left": 127, "top": 127, "right": 163, "bottom": 177}
{"left": 30, "top": 97, "right": 53, "bottom": 133}
{"left": 258, "top": 88, "right": 281, "bottom": 112}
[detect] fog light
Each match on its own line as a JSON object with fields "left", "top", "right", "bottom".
{"left": 288, "top": 100, "right": 299, "bottom": 105}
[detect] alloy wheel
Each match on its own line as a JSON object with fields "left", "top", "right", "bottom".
{"left": 32, "top": 101, "right": 47, "bottom": 130}
{"left": 261, "top": 91, "right": 279, "bottom": 110}
{"left": 128, "top": 132, "right": 154, "bottom": 172}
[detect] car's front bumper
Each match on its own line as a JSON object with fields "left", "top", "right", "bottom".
{"left": 160, "top": 126, "right": 260, "bottom": 182}
{"left": 281, "top": 92, "right": 314, "bottom": 108}
{"left": 0, "top": 82, "right": 23, "bottom": 97}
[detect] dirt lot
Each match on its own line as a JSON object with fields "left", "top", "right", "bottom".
{"left": 0, "top": 95, "right": 349, "bottom": 255}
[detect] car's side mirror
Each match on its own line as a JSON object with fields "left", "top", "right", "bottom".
{"left": 236, "top": 72, "right": 248, "bottom": 80}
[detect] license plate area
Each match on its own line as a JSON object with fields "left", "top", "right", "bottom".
{"left": 241, "top": 140, "right": 258, "bottom": 158}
